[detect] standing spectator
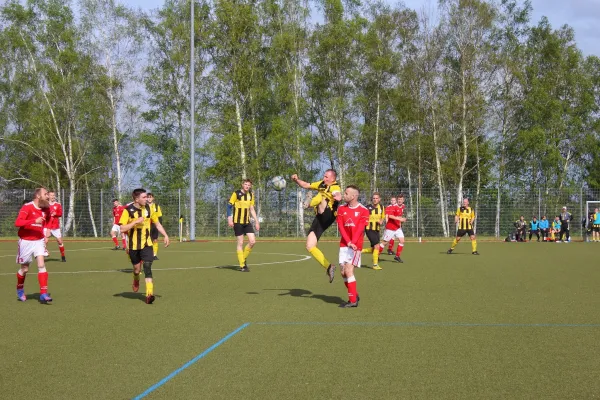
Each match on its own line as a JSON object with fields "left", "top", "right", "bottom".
{"left": 514, "top": 216, "right": 527, "bottom": 242}
{"left": 558, "top": 206, "right": 572, "bottom": 243}
{"left": 539, "top": 216, "right": 550, "bottom": 241}
{"left": 529, "top": 216, "right": 541, "bottom": 242}
{"left": 593, "top": 208, "right": 600, "bottom": 242}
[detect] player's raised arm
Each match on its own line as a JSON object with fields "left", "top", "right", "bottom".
{"left": 291, "top": 174, "right": 312, "bottom": 190}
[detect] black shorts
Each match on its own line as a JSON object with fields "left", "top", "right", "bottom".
{"left": 456, "top": 229, "right": 475, "bottom": 237}
{"left": 150, "top": 224, "right": 159, "bottom": 241}
{"left": 365, "top": 230, "right": 380, "bottom": 247}
{"left": 234, "top": 223, "right": 255, "bottom": 237}
{"left": 530, "top": 230, "right": 539, "bottom": 234}
{"left": 594, "top": 224, "right": 600, "bottom": 233}
{"left": 129, "top": 246, "right": 154, "bottom": 265}
{"left": 308, "top": 207, "right": 336, "bottom": 241}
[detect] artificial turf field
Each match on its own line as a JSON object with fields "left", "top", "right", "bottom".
{"left": 1, "top": 239, "right": 599, "bottom": 399}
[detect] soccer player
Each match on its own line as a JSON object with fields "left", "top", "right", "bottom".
{"left": 336, "top": 185, "right": 370, "bottom": 308}
{"left": 558, "top": 206, "right": 572, "bottom": 242}
{"left": 111, "top": 199, "right": 127, "bottom": 250}
{"left": 119, "top": 188, "right": 170, "bottom": 304}
{"left": 447, "top": 198, "right": 479, "bottom": 255}
{"left": 593, "top": 208, "right": 600, "bottom": 242}
{"left": 539, "top": 215, "right": 550, "bottom": 241}
{"left": 45, "top": 191, "right": 66, "bottom": 261}
{"left": 379, "top": 195, "right": 407, "bottom": 263}
{"left": 362, "top": 192, "right": 385, "bottom": 270}
{"left": 147, "top": 193, "right": 163, "bottom": 260}
{"left": 14, "top": 188, "right": 53, "bottom": 303}
{"left": 227, "top": 179, "right": 260, "bottom": 272}
{"left": 529, "top": 216, "right": 540, "bottom": 242}
{"left": 291, "top": 169, "right": 342, "bottom": 282}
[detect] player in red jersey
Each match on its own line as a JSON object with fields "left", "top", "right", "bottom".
{"left": 44, "top": 191, "right": 66, "bottom": 262}
{"left": 111, "top": 199, "right": 127, "bottom": 250}
{"left": 14, "top": 188, "right": 53, "bottom": 303}
{"left": 336, "top": 185, "right": 370, "bottom": 308}
{"left": 379, "top": 194, "right": 407, "bottom": 263}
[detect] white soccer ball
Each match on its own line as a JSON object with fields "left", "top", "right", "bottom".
{"left": 271, "top": 176, "right": 287, "bottom": 191}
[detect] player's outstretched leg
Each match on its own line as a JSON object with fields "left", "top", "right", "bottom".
{"left": 306, "top": 232, "right": 334, "bottom": 282}
{"left": 143, "top": 261, "right": 155, "bottom": 304}
{"left": 471, "top": 236, "right": 479, "bottom": 255}
{"left": 16, "top": 267, "right": 28, "bottom": 302}
{"left": 37, "top": 258, "right": 52, "bottom": 303}
{"left": 447, "top": 237, "right": 460, "bottom": 254}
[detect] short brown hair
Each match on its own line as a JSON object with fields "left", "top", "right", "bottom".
{"left": 243, "top": 179, "right": 253, "bottom": 185}
{"left": 372, "top": 192, "right": 380, "bottom": 197}
{"left": 33, "top": 187, "right": 46, "bottom": 199}
{"left": 132, "top": 188, "right": 146, "bottom": 200}
{"left": 346, "top": 185, "right": 360, "bottom": 194}
{"left": 398, "top": 193, "right": 405, "bottom": 199}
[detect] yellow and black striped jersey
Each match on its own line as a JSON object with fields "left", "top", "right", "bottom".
{"left": 309, "top": 180, "right": 341, "bottom": 213}
{"left": 119, "top": 204, "right": 159, "bottom": 250}
{"left": 149, "top": 203, "right": 163, "bottom": 224}
{"left": 456, "top": 206, "right": 475, "bottom": 230}
{"left": 228, "top": 190, "right": 255, "bottom": 224}
{"left": 366, "top": 203, "right": 385, "bottom": 231}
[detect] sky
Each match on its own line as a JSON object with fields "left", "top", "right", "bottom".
{"left": 127, "top": 0, "right": 600, "bottom": 57}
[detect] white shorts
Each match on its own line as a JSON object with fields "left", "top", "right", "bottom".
{"left": 383, "top": 228, "right": 404, "bottom": 242}
{"left": 49, "top": 229, "right": 61, "bottom": 238}
{"left": 16, "top": 238, "right": 45, "bottom": 265}
{"left": 111, "top": 224, "right": 121, "bottom": 234}
{"left": 339, "top": 247, "right": 361, "bottom": 267}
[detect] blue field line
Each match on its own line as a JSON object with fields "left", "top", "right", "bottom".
{"left": 132, "top": 323, "right": 250, "bottom": 400}
{"left": 254, "top": 321, "right": 600, "bottom": 328}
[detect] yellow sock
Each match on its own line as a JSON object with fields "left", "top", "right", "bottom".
{"left": 308, "top": 247, "right": 330, "bottom": 268}
{"left": 237, "top": 250, "right": 245, "bottom": 267}
{"left": 146, "top": 280, "right": 154, "bottom": 296}
{"left": 451, "top": 239, "right": 458, "bottom": 249}
{"left": 362, "top": 247, "right": 373, "bottom": 254}
{"left": 133, "top": 272, "right": 140, "bottom": 282}
{"left": 373, "top": 247, "right": 380, "bottom": 265}
{"left": 309, "top": 193, "right": 324, "bottom": 207}
{"left": 153, "top": 242, "right": 158, "bottom": 256}
{"left": 471, "top": 240, "right": 477, "bottom": 252}
{"left": 243, "top": 244, "right": 253, "bottom": 260}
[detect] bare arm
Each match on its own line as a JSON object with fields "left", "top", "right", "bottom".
{"left": 291, "top": 174, "right": 312, "bottom": 190}
{"left": 154, "top": 221, "right": 170, "bottom": 247}
{"left": 250, "top": 206, "right": 260, "bottom": 231}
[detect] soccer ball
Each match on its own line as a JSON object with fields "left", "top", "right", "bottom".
{"left": 271, "top": 176, "right": 287, "bottom": 191}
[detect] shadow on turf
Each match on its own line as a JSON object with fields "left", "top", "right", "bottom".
{"left": 262, "top": 289, "right": 345, "bottom": 305}
{"left": 113, "top": 292, "right": 162, "bottom": 302}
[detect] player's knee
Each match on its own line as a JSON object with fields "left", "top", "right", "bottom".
{"left": 248, "top": 238, "right": 256, "bottom": 247}
{"left": 143, "top": 261, "right": 153, "bottom": 278}
{"left": 20, "top": 266, "right": 29, "bottom": 273}
{"left": 38, "top": 265, "right": 46, "bottom": 273}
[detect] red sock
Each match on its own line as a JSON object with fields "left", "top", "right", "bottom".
{"left": 122, "top": 238, "right": 127, "bottom": 248}
{"left": 59, "top": 245, "right": 65, "bottom": 257}
{"left": 347, "top": 277, "right": 357, "bottom": 303}
{"left": 388, "top": 239, "right": 395, "bottom": 251}
{"left": 343, "top": 279, "right": 349, "bottom": 289}
{"left": 38, "top": 271, "right": 48, "bottom": 294}
{"left": 112, "top": 237, "right": 119, "bottom": 246}
{"left": 16, "top": 271, "right": 26, "bottom": 290}
{"left": 396, "top": 243, "right": 404, "bottom": 257}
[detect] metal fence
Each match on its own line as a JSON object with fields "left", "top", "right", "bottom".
{"left": 1, "top": 186, "right": 598, "bottom": 239}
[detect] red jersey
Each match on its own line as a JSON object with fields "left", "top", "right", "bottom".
{"left": 337, "top": 203, "right": 370, "bottom": 249}
{"left": 15, "top": 202, "right": 47, "bottom": 240}
{"left": 113, "top": 205, "right": 125, "bottom": 225}
{"left": 46, "top": 202, "right": 63, "bottom": 230}
{"left": 385, "top": 204, "right": 401, "bottom": 230}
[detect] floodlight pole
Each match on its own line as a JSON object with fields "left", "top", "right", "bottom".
{"left": 189, "top": 0, "right": 196, "bottom": 242}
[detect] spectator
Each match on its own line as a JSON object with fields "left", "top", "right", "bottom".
{"left": 558, "top": 206, "right": 572, "bottom": 243}
{"left": 551, "top": 216, "right": 561, "bottom": 242}
{"left": 529, "top": 216, "right": 541, "bottom": 242}
{"left": 514, "top": 215, "right": 527, "bottom": 242}
{"left": 539, "top": 215, "right": 550, "bottom": 242}
{"left": 583, "top": 212, "right": 594, "bottom": 243}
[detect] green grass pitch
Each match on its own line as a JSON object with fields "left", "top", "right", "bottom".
{"left": 1, "top": 239, "right": 599, "bottom": 399}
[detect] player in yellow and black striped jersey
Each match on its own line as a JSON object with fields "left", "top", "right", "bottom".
{"left": 361, "top": 192, "right": 385, "bottom": 270}
{"left": 147, "top": 193, "right": 163, "bottom": 260}
{"left": 447, "top": 198, "right": 478, "bottom": 255}
{"left": 292, "top": 169, "right": 342, "bottom": 283}
{"left": 119, "top": 188, "right": 170, "bottom": 304}
{"left": 228, "top": 179, "right": 260, "bottom": 272}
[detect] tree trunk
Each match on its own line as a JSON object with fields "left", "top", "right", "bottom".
{"left": 85, "top": 177, "right": 98, "bottom": 237}
{"left": 373, "top": 90, "right": 380, "bottom": 190}
{"left": 107, "top": 59, "right": 122, "bottom": 195}
{"left": 428, "top": 82, "right": 448, "bottom": 237}
{"left": 456, "top": 70, "right": 469, "bottom": 208}
{"left": 235, "top": 98, "right": 247, "bottom": 179}
{"left": 475, "top": 135, "right": 481, "bottom": 234}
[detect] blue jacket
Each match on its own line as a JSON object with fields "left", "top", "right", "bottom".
{"left": 530, "top": 220, "right": 539, "bottom": 230}
{"left": 539, "top": 219, "right": 549, "bottom": 229}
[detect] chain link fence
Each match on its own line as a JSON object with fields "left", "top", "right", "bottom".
{"left": 1, "top": 186, "right": 598, "bottom": 239}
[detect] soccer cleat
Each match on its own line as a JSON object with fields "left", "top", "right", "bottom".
{"left": 372, "top": 264, "right": 382, "bottom": 270}
{"left": 338, "top": 301, "right": 358, "bottom": 308}
{"left": 472, "top": 251, "right": 480, "bottom": 255}
{"left": 393, "top": 256, "right": 404, "bottom": 263}
{"left": 17, "top": 289, "right": 26, "bottom": 302}
{"left": 447, "top": 249, "right": 453, "bottom": 254}
{"left": 114, "top": 246, "right": 121, "bottom": 250}
{"left": 555, "top": 240, "right": 561, "bottom": 243}
{"left": 326, "top": 264, "right": 336, "bottom": 283}
{"left": 61, "top": 256, "right": 66, "bottom": 262}
{"left": 132, "top": 279, "right": 140, "bottom": 293}
{"left": 145, "top": 295, "right": 155, "bottom": 304}
{"left": 153, "top": 256, "right": 159, "bottom": 260}
{"left": 387, "top": 249, "right": 394, "bottom": 255}
{"left": 39, "top": 293, "right": 52, "bottom": 303}
{"left": 240, "top": 266, "right": 250, "bottom": 272}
